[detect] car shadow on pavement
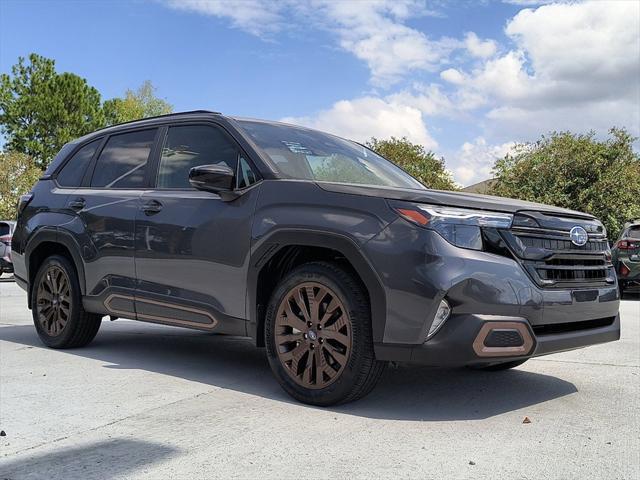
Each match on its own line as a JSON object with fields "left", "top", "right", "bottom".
{"left": 0, "top": 323, "right": 578, "bottom": 422}
{"left": 0, "top": 439, "right": 178, "bottom": 480}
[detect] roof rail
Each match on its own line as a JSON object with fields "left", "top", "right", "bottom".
{"left": 92, "top": 110, "right": 222, "bottom": 133}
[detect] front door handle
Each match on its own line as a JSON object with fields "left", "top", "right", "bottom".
{"left": 141, "top": 200, "right": 163, "bottom": 215}
{"left": 68, "top": 198, "right": 85, "bottom": 211}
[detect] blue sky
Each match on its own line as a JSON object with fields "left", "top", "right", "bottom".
{"left": 1, "top": 0, "right": 638, "bottom": 185}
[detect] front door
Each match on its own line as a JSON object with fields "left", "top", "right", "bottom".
{"left": 134, "top": 123, "right": 261, "bottom": 333}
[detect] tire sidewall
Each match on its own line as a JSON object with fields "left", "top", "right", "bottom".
{"left": 264, "top": 263, "right": 372, "bottom": 406}
{"left": 31, "top": 255, "right": 83, "bottom": 348}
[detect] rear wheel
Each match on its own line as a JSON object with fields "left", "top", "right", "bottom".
{"left": 471, "top": 359, "right": 528, "bottom": 371}
{"left": 265, "top": 262, "right": 386, "bottom": 406}
{"left": 32, "top": 255, "right": 102, "bottom": 348}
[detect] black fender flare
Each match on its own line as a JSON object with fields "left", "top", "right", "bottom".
{"left": 247, "top": 229, "right": 387, "bottom": 344}
{"left": 25, "top": 227, "right": 87, "bottom": 306}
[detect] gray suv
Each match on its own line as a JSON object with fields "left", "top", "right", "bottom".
{"left": 12, "top": 111, "right": 620, "bottom": 405}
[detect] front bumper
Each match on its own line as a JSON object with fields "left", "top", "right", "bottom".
{"left": 365, "top": 220, "right": 621, "bottom": 366}
{"left": 375, "top": 313, "right": 621, "bottom": 366}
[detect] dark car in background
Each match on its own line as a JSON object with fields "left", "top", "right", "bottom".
{"left": 612, "top": 220, "right": 640, "bottom": 295}
{"left": 11, "top": 111, "right": 621, "bottom": 405}
{"left": 0, "top": 220, "right": 15, "bottom": 277}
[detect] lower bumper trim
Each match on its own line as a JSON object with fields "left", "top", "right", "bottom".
{"left": 374, "top": 313, "right": 621, "bottom": 366}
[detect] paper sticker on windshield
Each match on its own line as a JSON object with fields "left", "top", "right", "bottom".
{"left": 282, "top": 141, "right": 312, "bottom": 155}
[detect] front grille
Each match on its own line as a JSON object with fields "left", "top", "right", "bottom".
{"left": 498, "top": 212, "right": 614, "bottom": 289}
{"left": 517, "top": 235, "right": 609, "bottom": 252}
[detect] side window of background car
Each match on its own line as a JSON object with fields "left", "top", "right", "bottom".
{"left": 56, "top": 139, "right": 101, "bottom": 187}
{"left": 157, "top": 125, "right": 239, "bottom": 189}
{"left": 90, "top": 129, "right": 157, "bottom": 188}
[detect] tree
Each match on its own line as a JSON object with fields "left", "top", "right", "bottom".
{"left": 488, "top": 128, "right": 640, "bottom": 240}
{"left": 0, "top": 152, "right": 41, "bottom": 220}
{"left": 366, "top": 137, "right": 458, "bottom": 191}
{"left": 103, "top": 80, "right": 172, "bottom": 125}
{"left": 0, "top": 54, "right": 105, "bottom": 169}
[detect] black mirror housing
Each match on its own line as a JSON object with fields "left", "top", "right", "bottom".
{"left": 189, "top": 164, "right": 235, "bottom": 196}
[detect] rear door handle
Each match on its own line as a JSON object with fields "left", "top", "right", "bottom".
{"left": 141, "top": 200, "right": 163, "bottom": 215}
{"left": 68, "top": 198, "right": 85, "bottom": 211}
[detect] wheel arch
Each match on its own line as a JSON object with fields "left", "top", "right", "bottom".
{"left": 247, "top": 230, "right": 386, "bottom": 347}
{"left": 25, "top": 227, "right": 86, "bottom": 308}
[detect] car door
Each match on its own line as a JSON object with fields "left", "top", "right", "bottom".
{"left": 134, "top": 123, "right": 261, "bottom": 333}
{"left": 68, "top": 128, "right": 159, "bottom": 316}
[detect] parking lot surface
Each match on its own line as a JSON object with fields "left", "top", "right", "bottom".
{"left": 1, "top": 278, "right": 638, "bottom": 479}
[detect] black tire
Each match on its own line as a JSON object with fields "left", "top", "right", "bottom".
{"left": 265, "top": 261, "right": 386, "bottom": 406}
{"left": 471, "top": 359, "right": 528, "bottom": 371}
{"left": 31, "top": 255, "right": 102, "bottom": 349}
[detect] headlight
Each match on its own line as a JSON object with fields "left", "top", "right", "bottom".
{"left": 394, "top": 203, "right": 513, "bottom": 250}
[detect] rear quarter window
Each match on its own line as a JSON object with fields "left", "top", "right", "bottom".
{"left": 56, "top": 139, "right": 101, "bottom": 187}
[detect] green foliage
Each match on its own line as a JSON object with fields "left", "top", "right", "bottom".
{"left": 103, "top": 80, "right": 172, "bottom": 125}
{"left": 489, "top": 129, "right": 640, "bottom": 240}
{"left": 0, "top": 151, "right": 41, "bottom": 220}
{"left": 312, "top": 155, "right": 382, "bottom": 185}
{"left": 0, "top": 54, "right": 105, "bottom": 169}
{"left": 366, "top": 137, "right": 458, "bottom": 191}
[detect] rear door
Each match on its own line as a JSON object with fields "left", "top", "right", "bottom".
{"left": 134, "top": 123, "right": 261, "bottom": 332}
{"left": 68, "top": 128, "right": 159, "bottom": 314}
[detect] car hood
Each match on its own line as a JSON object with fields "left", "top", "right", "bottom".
{"left": 316, "top": 182, "right": 595, "bottom": 219}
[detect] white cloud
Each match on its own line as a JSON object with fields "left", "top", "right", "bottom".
{"left": 313, "top": 0, "right": 457, "bottom": 86}
{"left": 464, "top": 32, "right": 497, "bottom": 58}
{"left": 281, "top": 97, "right": 438, "bottom": 149}
{"left": 440, "top": 68, "right": 466, "bottom": 85}
{"left": 450, "top": 1, "right": 640, "bottom": 140}
{"left": 448, "top": 138, "right": 516, "bottom": 185}
{"left": 164, "top": 0, "right": 285, "bottom": 36}
{"left": 387, "top": 83, "right": 455, "bottom": 116}
{"left": 165, "top": 0, "right": 459, "bottom": 86}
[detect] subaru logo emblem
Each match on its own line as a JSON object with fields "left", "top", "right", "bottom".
{"left": 569, "top": 226, "right": 588, "bottom": 246}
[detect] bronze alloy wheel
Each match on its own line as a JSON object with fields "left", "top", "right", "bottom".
{"left": 36, "top": 265, "right": 72, "bottom": 336}
{"left": 275, "top": 281, "right": 352, "bottom": 389}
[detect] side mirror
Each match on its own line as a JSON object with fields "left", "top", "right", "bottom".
{"left": 189, "top": 164, "right": 235, "bottom": 196}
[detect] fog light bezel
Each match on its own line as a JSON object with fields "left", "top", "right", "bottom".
{"left": 426, "top": 299, "right": 451, "bottom": 340}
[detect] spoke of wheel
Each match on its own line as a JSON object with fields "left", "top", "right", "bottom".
{"left": 282, "top": 299, "right": 307, "bottom": 331}
{"left": 275, "top": 330, "right": 304, "bottom": 344}
{"left": 302, "top": 353, "right": 314, "bottom": 385}
{"left": 295, "top": 289, "right": 311, "bottom": 323}
{"left": 320, "top": 297, "right": 340, "bottom": 325}
{"left": 327, "top": 346, "right": 348, "bottom": 366}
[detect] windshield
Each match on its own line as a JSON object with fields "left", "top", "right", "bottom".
{"left": 237, "top": 120, "right": 425, "bottom": 190}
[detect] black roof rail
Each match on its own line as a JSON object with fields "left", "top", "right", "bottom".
{"left": 92, "top": 109, "right": 222, "bottom": 133}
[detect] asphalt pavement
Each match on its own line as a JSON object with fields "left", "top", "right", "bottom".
{"left": 1, "top": 277, "right": 638, "bottom": 479}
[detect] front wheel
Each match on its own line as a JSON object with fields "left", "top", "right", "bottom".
{"left": 32, "top": 255, "right": 102, "bottom": 348}
{"left": 265, "top": 262, "right": 386, "bottom": 406}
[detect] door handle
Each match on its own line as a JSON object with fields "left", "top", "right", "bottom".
{"left": 141, "top": 200, "right": 163, "bottom": 215}
{"left": 68, "top": 198, "right": 85, "bottom": 211}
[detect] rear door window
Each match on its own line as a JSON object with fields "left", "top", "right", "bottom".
{"left": 90, "top": 129, "right": 157, "bottom": 188}
{"left": 57, "top": 139, "right": 101, "bottom": 187}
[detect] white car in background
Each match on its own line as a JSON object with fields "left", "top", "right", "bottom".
{"left": 0, "top": 220, "right": 15, "bottom": 277}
